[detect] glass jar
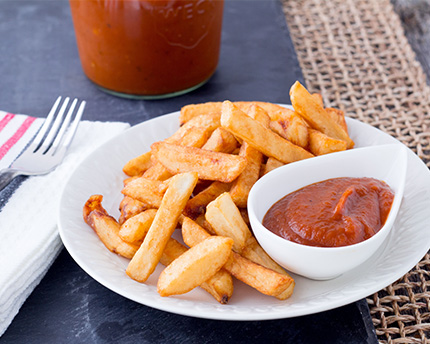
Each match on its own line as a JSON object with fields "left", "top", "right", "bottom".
{"left": 69, "top": 0, "right": 224, "bottom": 99}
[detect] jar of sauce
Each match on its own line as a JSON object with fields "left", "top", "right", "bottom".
{"left": 69, "top": 0, "right": 224, "bottom": 99}
{"left": 263, "top": 177, "right": 394, "bottom": 248}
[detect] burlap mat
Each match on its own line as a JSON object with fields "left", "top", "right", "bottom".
{"left": 282, "top": 0, "right": 430, "bottom": 342}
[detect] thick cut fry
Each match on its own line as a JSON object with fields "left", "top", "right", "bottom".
{"left": 221, "top": 101, "right": 313, "bottom": 164}
{"left": 229, "top": 142, "right": 263, "bottom": 208}
{"left": 143, "top": 162, "right": 173, "bottom": 181}
{"left": 269, "top": 112, "right": 309, "bottom": 148}
{"left": 326, "top": 107, "right": 348, "bottom": 132}
{"left": 151, "top": 141, "right": 247, "bottom": 183}
{"left": 179, "top": 102, "right": 222, "bottom": 125}
{"left": 241, "top": 236, "right": 287, "bottom": 275}
{"left": 205, "top": 192, "right": 252, "bottom": 252}
{"left": 119, "top": 209, "right": 158, "bottom": 244}
{"left": 262, "top": 157, "right": 285, "bottom": 175}
{"left": 235, "top": 101, "right": 287, "bottom": 120}
{"left": 308, "top": 129, "right": 348, "bottom": 155}
{"left": 83, "top": 195, "right": 139, "bottom": 259}
{"left": 160, "top": 238, "right": 233, "bottom": 304}
{"left": 118, "top": 196, "right": 147, "bottom": 225}
{"left": 126, "top": 172, "right": 198, "bottom": 282}
{"left": 123, "top": 151, "right": 152, "bottom": 177}
{"left": 184, "top": 181, "right": 231, "bottom": 219}
{"left": 157, "top": 236, "right": 234, "bottom": 297}
{"left": 290, "top": 81, "right": 354, "bottom": 148}
{"left": 312, "top": 93, "right": 324, "bottom": 107}
{"left": 201, "top": 127, "right": 238, "bottom": 153}
{"left": 121, "top": 177, "right": 168, "bottom": 208}
{"left": 171, "top": 113, "right": 220, "bottom": 141}
{"left": 224, "top": 252, "right": 295, "bottom": 299}
{"left": 246, "top": 104, "right": 271, "bottom": 127}
{"left": 181, "top": 217, "right": 294, "bottom": 300}
{"left": 194, "top": 214, "right": 216, "bottom": 234}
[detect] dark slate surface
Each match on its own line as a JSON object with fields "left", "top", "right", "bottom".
{"left": 0, "top": 0, "right": 378, "bottom": 343}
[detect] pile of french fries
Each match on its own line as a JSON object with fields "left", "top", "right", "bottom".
{"left": 83, "top": 81, "right": 354, "bottom": 304}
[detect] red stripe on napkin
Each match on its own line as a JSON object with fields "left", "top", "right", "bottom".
{"left": 0, "top": 113, "right": 15, "bottom": 132}
{"left": 0, "top": 117, "right": 37, "bottom": 160}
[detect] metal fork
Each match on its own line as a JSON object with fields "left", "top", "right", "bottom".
{"left": 0, "top": 97, "right": 86, "bottom": 191}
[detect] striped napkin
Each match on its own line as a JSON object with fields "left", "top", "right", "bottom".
{"left": 0, "top": 110, "right": 129, "bottom": 336}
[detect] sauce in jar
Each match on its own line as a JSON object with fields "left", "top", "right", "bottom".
{"left": 69, "top": 0, "right": 224, "bottom": 98}
{"left": 263, "top": 177, "right": 394, "bottom": 247}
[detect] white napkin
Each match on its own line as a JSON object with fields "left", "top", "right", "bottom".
{"left": 0, "top": 111, "right": 129, "bottom": 336}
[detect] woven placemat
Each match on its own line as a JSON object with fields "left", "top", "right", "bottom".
{"left": 282, "top": 0, "right": 430, "bottom": 343}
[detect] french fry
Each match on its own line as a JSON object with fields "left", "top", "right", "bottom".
{"left": 205, "top": 192, "right": 252, "bottom": 252}
{"left": 171, "top": 112, "right": 220, "bottom": 140}
{"left": 179, "top": 102, "right": 222, "bottom": 125}
{"left": 262, "top": 157, "right": 285, "bottom": 175}
{"left": 157, "top": 236, "right": 234, "bottom": 297}
{"left": 221, "top": 101, "right": 314, "bottom": 164}
{"left": 181, "top": 217, "right": 294, "bottom": 300}
{"left": 83, "top": 195, "right": 139, "bottom": 259}
{"left": 184, "top": 181, "right": 231, "bottom": 219}
{"left": 326, "top": 107, "right": 348, "bottom": 132}
{"left": 201, "top": 127, "right": 238, "bottom": 153}
{"left": 160, "top": 238, "right": 233, "bottom": 304}
{"left": 126, "top": 172, "right": 198, "bottom": 283}
{"left": 229, "top": 142, "right": 263, "bottom": 208}
{"left": 118, "top": 196, "right": 147, "bottom": 225}
{"left": 290, "top": 81, "right": 354, "bottom": 148}
{"left": 121, "top": 176, "right": 168, "bottom": 208}
{"left": 246, "top": 103, "right": 271, "bottom": 127}
{"left": 312, "top": 93, "right": 324, "bottom": 107}
{"left": 119, "top": 209, "right": 158, "bottom": 244}
{"left": 269, "top": 112, "right": 309, "bottom": 148}
{"left": 235, "top": 101, "right": 287, "bottom": 120}
{"left": 194, "top": 214, "right": 217, "bottom": 234}
{"left": 143, "top": 162, "right": 173, "bottom": 181}
{"left": 123, "top": 151, "right": 152, "bottom": 177}
{"left": 308, "top": 128, "right": 348, "bottom": 156}
{"left": 151, "top": 141, "right": 247, "bottom": 183}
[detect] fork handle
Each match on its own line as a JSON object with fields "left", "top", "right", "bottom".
{"left": 0, "top": 169, "right": 21, "bottom": 192}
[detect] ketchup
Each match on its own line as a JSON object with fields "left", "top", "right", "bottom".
{"left": 263, "top": 177, "right": 394, "bottom": 247}
{"left": 69, "top": 0, "right": 224, "bottom": 97}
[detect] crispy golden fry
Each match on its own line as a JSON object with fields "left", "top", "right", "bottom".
{"left": 290, "top": 81, "right": 354, "bottom": 148}
{"left": 235, "top": 101, "right": 287, "bottom": 120}
{"left": 194, "top": 214, "right": 217, "bottom": 234}
{"left": 151, "top": 141, "right": 247, "bottom": 183}
{"left": 262, "top": 157, "right": 285, "bottom": 175}
{"left": 246, "top": 104, "right": 271, "bottom": 127}
{"left": 312, "top": 93, "right": 324, "bottom": 107}
{"left": 205, "top": 192, "right": 252, "bottom": 253}
{"left": 126, "top": 172, "right": 198, "bottom": 283}
{"left": 143, "top": 162, "right": 173, "bottom": 181}
{"left": 119, "top": 209, "right": 158, "bottom": 244}
{"left": 121, "top": 177, "right": 168, "bottom": 208}
{"left": 123, "top": 151, "right": 152, "bottom": 177}
{"left": 157, "top": 236, "right": 234, "bottom": 297}
{"left": 241, "top": 236, "right": 287, "bottom": 275}
{"left": 221, "top": 101, "right": 314, "bottom": 164}
{"left": 326, "top": 107, "right": 348, "bottom": 132}
{"left": 181, "top": 217, "right": 294, "bottom": 300}
{"left": 179, "top": 102, "right": 222, "bottom": 125}
{"left": 229, "top": 142, "right": 263, "bottom": 208}
{"left": 118, "top": 196, "right": 147, "bottom": 225}
{"left": 184, "top": 181, "right": 231, "bottom": 219}
{"left": 308, "top": 128, "right": 348, "bottom": 155}
{"left": 171, "top": 112, "right": 220, "bottom": 140}
{"left": 160, "top": 238, "right": 233, "bottom": 304}
{"left": 269, "top": 112, "right": 309, "bottom": 148}
{"left": 225, "top": 252, "right": 294, "bottom": 299}
{"left": 83, "top": 195, "right": 139, "bottom": 259}
{"left": 201, "top": 127, "right": 238, "bottom": 153}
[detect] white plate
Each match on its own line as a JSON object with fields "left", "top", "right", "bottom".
{"left": 58, "top": 106, "right": 430, "bottom": 320}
